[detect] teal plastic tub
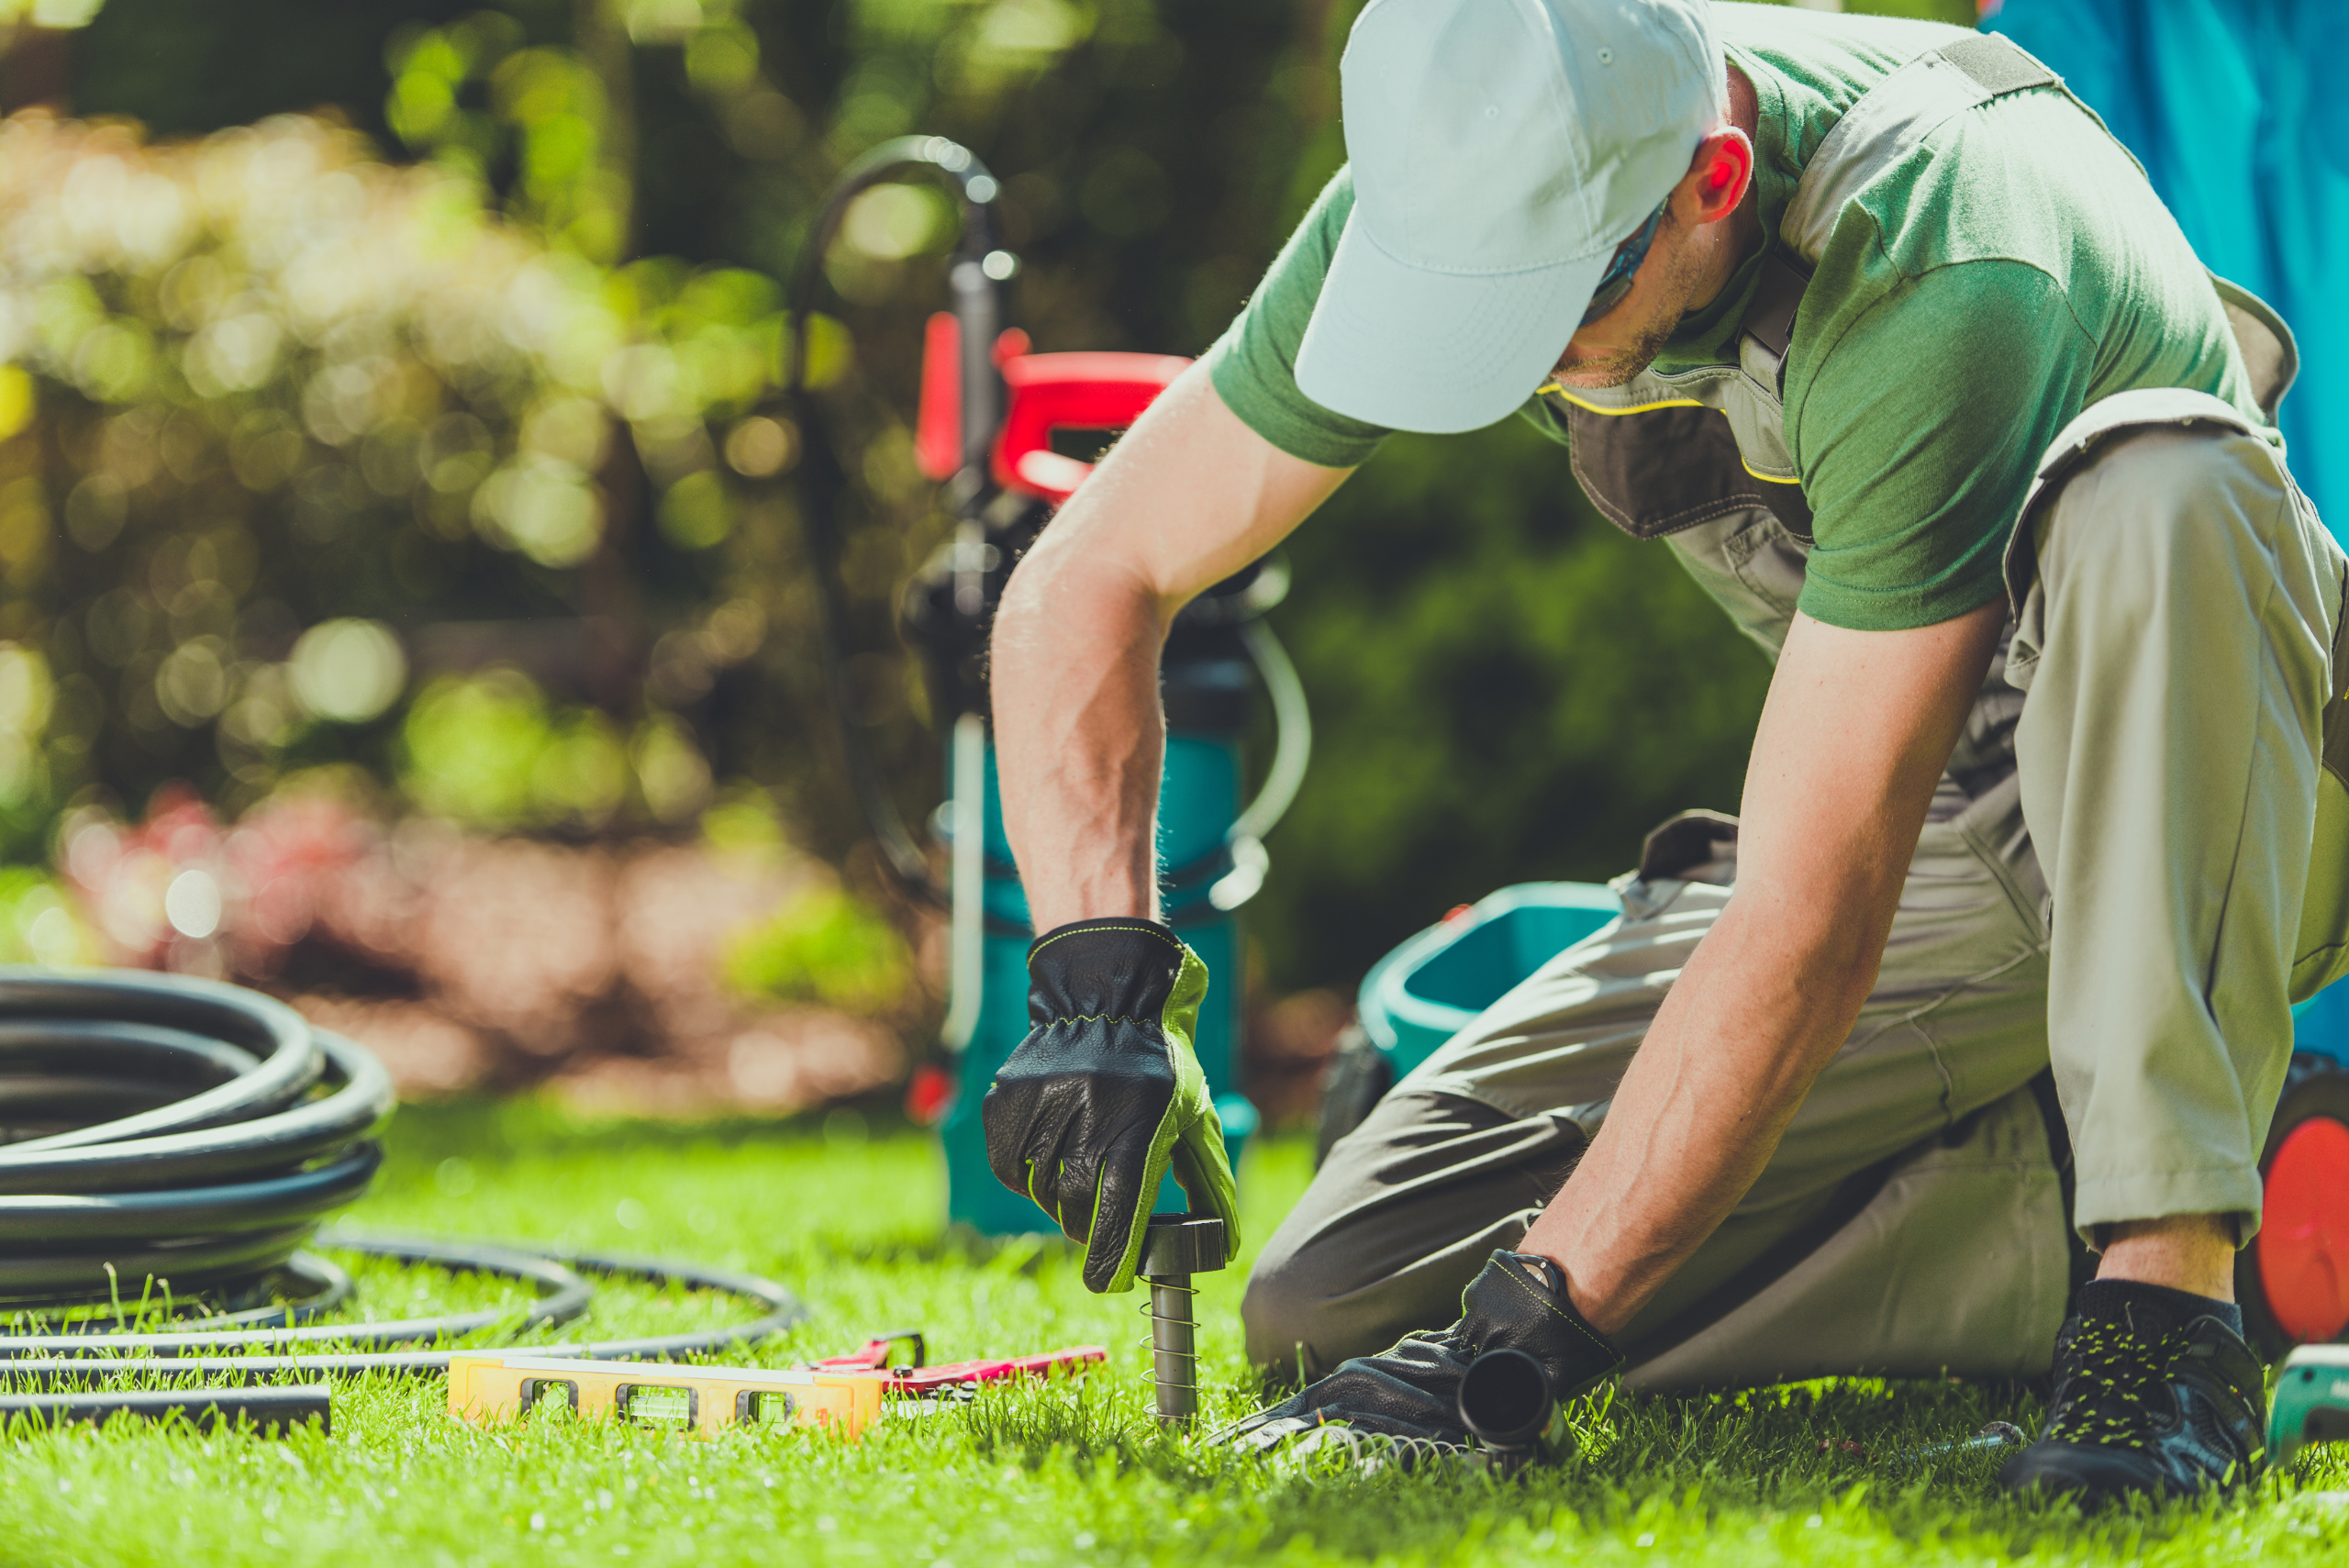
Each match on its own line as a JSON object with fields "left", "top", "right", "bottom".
{"left": 1357, "top": 882, "right": 1622, "bottom": 1082}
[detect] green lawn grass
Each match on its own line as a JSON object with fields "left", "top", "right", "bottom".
{"left": 3, "top": 1100, "right": 2345, "bottom": 1565}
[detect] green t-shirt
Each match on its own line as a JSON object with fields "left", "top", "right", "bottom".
{"left": 1204, "top": 4, "right": 2272, "bottom": 631}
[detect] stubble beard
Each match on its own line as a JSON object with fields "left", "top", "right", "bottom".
{"left": 1553, "top": 310, "right": 1687, "bottom": 387}
{"left": 1550, "top": 231, "right": 1709, "bottom": 388}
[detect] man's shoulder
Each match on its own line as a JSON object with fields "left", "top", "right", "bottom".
{"left": 1857, "top": 83, "right": 2161, "bottom": 272}
{"left": 1204, "top": 167, "right": 1391, "bottom": 470}
{"left": 1715, "top": 1, "right": 1969, "bottom": 64}
{"left": 1717, "top": 1, "right": 1972, "bottom": 127}
{"left": 1718, "top": 5, "right": 2152, "bottom": 283}
{"left": 1753, "top": 19, "right": 2213, "bottom": 377}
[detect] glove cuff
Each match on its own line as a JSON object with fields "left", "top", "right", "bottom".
{"left": 1025, "top": 918, "right": 1196, "bottom": 1034}
{"left": 1026, "top": 916, "right": 1180, "bottom": 965}
{"left": 1463, "top": 1249, "right": 1625, "bottom": 1401}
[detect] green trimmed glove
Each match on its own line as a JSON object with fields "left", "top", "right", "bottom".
{"left": 982, "top": 917, "right": 1241, "bottom": 1294}
{"left": 1219, "top": 1251, "right": 1624, "bottom": 1465}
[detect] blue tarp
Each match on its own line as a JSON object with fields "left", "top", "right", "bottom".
{"left": 1986, "top": 0, "right": 2347, "bottom": 542}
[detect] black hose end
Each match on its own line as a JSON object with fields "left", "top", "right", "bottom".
{"left": 1458, "top": 1346, "right": 1553, "bottom": 1451}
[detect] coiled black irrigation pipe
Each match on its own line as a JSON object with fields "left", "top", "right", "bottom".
{"left": 0, "top": 969, "right": 807, "bottom": 1434}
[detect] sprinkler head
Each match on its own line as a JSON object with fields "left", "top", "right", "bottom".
{"left": 1141, "top": 1215, "right": 1226, "bottom": 1428}
{"left": 1457, "top": 1346, "right": 1553, "bottom": 1464}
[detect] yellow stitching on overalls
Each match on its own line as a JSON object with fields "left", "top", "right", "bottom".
{"left": 1538, "top": 387, "right": 1798, "bottom": 489}
{"left": 1536, "top": 384, "right": 1705, "bottom": 415}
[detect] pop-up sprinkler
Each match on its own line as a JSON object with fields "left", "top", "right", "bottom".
{"left": 1140, "top": 1214, "right": 1226, "bottom": 1428}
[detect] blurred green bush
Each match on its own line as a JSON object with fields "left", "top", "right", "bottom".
{"left": 0, "top": 108, "right": 822, "bottom": 847}
{"left": 722, "top": 882, "right": 911, "bottom": 1014}
{"left": 0, "top": 863, "right": 94, "bottom": 964}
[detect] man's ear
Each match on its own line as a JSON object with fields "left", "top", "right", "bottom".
{"left": 1681, "top": 128, "right": 1753, "bottom": 227}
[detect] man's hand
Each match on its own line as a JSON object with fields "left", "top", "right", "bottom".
{"left": 1520, "top": 597, "right": 2009, "bottom": 1333}
{"left": 1222, "top": 1250, "right": 1623, "bottom": 1464}
{"left": 983, "top": 918, "right": 1240, "bottom": 1294}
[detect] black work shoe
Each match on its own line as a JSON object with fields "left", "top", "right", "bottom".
{"left": 2000, "top": 1282, "right": 2266, "bottom": 1504}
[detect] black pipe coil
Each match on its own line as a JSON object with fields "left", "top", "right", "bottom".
{"left": 0, "top": 969, "right": 393, "bottom": 1303}
{"left": 0, "top": 969, "right": 810, "bottom": 1380}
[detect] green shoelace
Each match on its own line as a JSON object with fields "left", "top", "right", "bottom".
{"left": 2043, "top": 1312, "right": 2188, "bottom": 1447}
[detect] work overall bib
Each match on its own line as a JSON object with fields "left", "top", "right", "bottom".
{"left": 1245, "top": 32, "right": 2349, "bottom": 1390}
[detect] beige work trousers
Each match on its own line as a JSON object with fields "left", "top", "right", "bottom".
{"left": 1246, "top": 395, "right": 2348, "bottom": 1391}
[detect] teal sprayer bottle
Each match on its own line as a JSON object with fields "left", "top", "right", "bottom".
{"left": 786, "top": 138, "right": 1306, "bottom": 1236}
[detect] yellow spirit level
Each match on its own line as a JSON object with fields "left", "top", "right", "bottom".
{"left": 448, "top": 1352, "right": 885, "bottom": 1440}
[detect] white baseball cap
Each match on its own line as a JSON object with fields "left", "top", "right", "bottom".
{"left": 1296, "top": 0, "right": 1724, "bottom": 433}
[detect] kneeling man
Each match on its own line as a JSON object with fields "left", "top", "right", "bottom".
{"left": 980, "top": 0, "right": 2348, "bottom": 1502}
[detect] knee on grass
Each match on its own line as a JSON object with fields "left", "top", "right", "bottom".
{"left": 1241, "top": 1247, "right": 1338, "bottom": 1390}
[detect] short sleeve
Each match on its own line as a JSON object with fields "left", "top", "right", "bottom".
{"left": 1203, "top": 169, "right": 1392, "bottom": 469}
{"left": 1790, "top": 260, "right": 2096, "bottom": 630}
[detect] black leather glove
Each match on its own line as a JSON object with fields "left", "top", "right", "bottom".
{"left": 982, "top": 918, "right": 1241, "bottom": 1294}
{"left": 1222, "top": 1250, "right": 1623, "bottom": 1461}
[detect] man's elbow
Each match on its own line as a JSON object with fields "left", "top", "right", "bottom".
{"left": 1720, "top": 891, "right": 1888, "bottom": 1029}
{"left": 1787, "top": 910, "right": 1894, "bottom": 1049}
{"left": 995, "top": 535, "right": 1171, "bottom": 659}
{"left": 1809, "top": 945, "right": 1884, "bottom": 1018}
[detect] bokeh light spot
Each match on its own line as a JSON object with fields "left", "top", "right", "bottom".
{"left": 841, "top": 183, "right": 947, "bottom": 261}
{"left": 289, "top": 618, "right": 408, "bottom": 724}
{"left": 163, "top": 868, "right": 222, "bottom": 940}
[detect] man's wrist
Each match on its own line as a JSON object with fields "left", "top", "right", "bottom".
{"left": 1027, "top": 902, "right": 1157, "bottom": 937}
{"left": 1509, "top": 1240, "right": 1631, "bottom": 1337}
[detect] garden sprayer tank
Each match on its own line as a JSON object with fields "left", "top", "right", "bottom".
{"left": 785, "top": 138, "right": 1304, "bottom": 1236}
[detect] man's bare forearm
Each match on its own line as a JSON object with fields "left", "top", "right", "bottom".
{"left": 987, "top": 367, "right": 1353, "bottom": 933}
{"left": 1520, "top": 600, "right": 2006, "bottom": 1335}
{"left": 991, "top": 548, "right": 1167, "bottom": 929}
{"left": 1519, "top": 882, "right": 1887, "bottom": 1332}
